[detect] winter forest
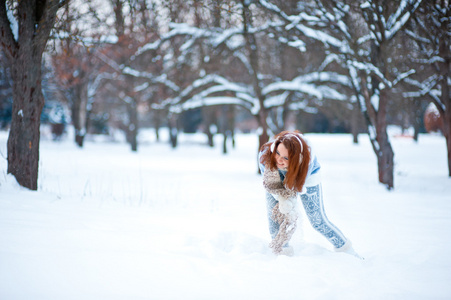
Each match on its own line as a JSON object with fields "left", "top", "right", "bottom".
{"left": 0, "top": 0, "right": 450, "bottom": 191}
{"left": 0, "top": 1, "right": 451, "bottom": 299}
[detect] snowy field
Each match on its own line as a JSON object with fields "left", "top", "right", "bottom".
{"left": 0, "top": 128, "right": 450, "bottom": 300}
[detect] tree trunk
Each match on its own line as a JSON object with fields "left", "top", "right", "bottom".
{"left": 351, "top": 101, "right": 360, "bottom": 144}
{"left": 72, "top": 81, "right": 88, "bottom": 147}
{"left": 375, "top": 89, "right": 394, "bottom": 190}
{"left": 439, "top": 36, "right": 451, "bottom": 176}
{"left": 1, "top": 0, "right": 62, "bottom": 190}
{"left": 376, "top": 136, "right": 395, "bottom": 189}
{"left": 258, "top": 123, "right": 270, "bottom": 152}
{"left": 446, "top": 127, "right": 451, "bottom": 177}
{"left": 221, "top": 106, "right": 228, "bottom": 154}
{"left": 2, "top": 2, "right": 55, "bottom": 190}
{"left": 7, "top": 57, "right": 44, "bottom": 190}
{"left": 442, "top": 81, "right": 451, "bottom": 177}
{"left": 206, "top": 127, "right": 214, "bottom": 147}
{"left": 241, "top": 0, "right": 270, "bottom": 164}
{"left": 154, "top": 110, "right": 161, "bottom": 142}
{"left": 220, "top": 105, "right": 235, "bottom": 154}
{"left": 359, "top": 71, "right": 394, "bottom": 189}
{"left": 257, "top": 104, "right": 270, "bottom": 165}
{"left": 169, "top": 127, "right": 178, "bottom": 148}
{"left": 434, "top": 0, "right": 451, "bottom": 176}
{"left": 169, "top": 115, "right": 178, "bottom": 148}
{"left": 412, "top": 98, "right": 422, "bottom": 142}
{"left": 202, "top": 107, "right": 215, "bottom": 147}
{"left": 227, "top": 105, "right": 236, "bottom": 149}
{"left": 229, "top": 106, "right": 236, "bottom": 148}
{"left": 155, "top": 126, "right": 160, "bottom": 142}
{"left": 222, "top": 132, "right": 228, "bottom": 154}
{"left": 128, "top": 100, "right": 138, "bottom": 152}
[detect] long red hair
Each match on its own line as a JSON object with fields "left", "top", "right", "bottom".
{"left": 260, "top": 130, "right": 311, "bottom": 192}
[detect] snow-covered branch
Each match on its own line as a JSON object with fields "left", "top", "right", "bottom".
{"left": 385, "top": 0, "right": 422, "bottom": 40}
{"left": 134, "top": 20, "right": 272, "bottom": 59}
{"left": 165, "top": 96, "right": 254, "bottom": 114}
{"left": 392, "top": 69, "right": 416, "bottom": 86}
{"left": 258, "top": 0, "right": 345, "bottom": 50}
{"left": 348, "top": 61, "right": 391, "bottom": 88}
{"left": 402, "top": 76, "right": 443, "bottom": 111}
{"left": 262, "top": 71, "right": 350, "bottom": 101}
{"left": 87, "top": 72, "right": 117, "bottom": 99}
{"left": 121, "top": 67, "right": 179, "bottom": 92}
{"left": 155, "top": 74, "right": 253, "bottom": 111}
{"left": 361, "top": 0, "right": 423, "bottom": 43}
{"left": 133, "top": 22, "right": 214, "bottom": 57}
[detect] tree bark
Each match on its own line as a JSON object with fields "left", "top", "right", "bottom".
{"left": 438, "top": 29, "right": 451, "bottom": 176}
{"left": 228, "top": 105, "right": 236, "bottom": 149}
{"left": 229, "top": 106, "right": 236, "bottom": 149}
{"left": 360, "top": 72, "right": 394, "bottom": 189}
{"left": 241, "top": 0, "right": 270, "bottom": 159}
{"left": 168, "top": 115, "right": 178, "bottom": 148}
{"left": 220, "top": 105, "right": 235, "bottom": 154}
{"left": 71, "top": 80, "right": 88, "bottom": 147}
{"left": 446, "top": 121, "right": 451, "bottom": 177}
{"left": 412, "top": 99, "right": 422, "bottom": 142}
{"left": 154, "top": 109, "right": 162, "bottom": 142}
{"left": 222, "top": 132, "right": 228, "bottom": 154}
{"left": 202, "top": 107, "right": 215, "bottom": 147}
{"left": 376, "top": 90, "right": 395, "bottom": 189}
{"left": 128, "top": 100, "right": 138, "bottom": 152}
{"left": 7, "top": 56, "right": 44, "bottom": 190}
{"left": 351, "top": 101, "right": 360, "bottom": 144}
{"left": 1, "top": 0, "right": 63, "bottom": 190}
{"left": 441, "top": 71, "right": 451, "bottom": 177}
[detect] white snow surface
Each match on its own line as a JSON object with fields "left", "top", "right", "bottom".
{"left": 1, "top": 129, "right": 450, "bottom": 300}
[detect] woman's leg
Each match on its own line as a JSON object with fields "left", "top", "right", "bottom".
{"left": 300, "top": 183, "right": 347, "bottom": 249}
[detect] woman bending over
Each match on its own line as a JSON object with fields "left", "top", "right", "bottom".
{"left": 258, "top": 130, "right": 361, "bottom": 258}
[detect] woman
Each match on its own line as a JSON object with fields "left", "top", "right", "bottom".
{"left": 258, "top": 130, "right": 361, "bottom": 258}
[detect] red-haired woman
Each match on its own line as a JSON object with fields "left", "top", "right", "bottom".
{"left": 258, "top": 130, "right": 360, "bottom": 257}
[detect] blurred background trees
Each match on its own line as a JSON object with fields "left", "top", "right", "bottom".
{"left": 1, "top": 0, "right": 449, "bottom": 190}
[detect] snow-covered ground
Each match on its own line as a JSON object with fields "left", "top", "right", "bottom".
{"left": 0, "top": 129, "right": 450, "bottom": 300}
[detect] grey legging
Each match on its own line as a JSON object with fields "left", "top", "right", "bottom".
{"left": 266, "top": 183, "right": 347, "bottom": 249}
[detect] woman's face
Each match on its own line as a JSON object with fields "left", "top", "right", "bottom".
{"left": 275, "top": 143, "right": 289, "bottom": 169}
